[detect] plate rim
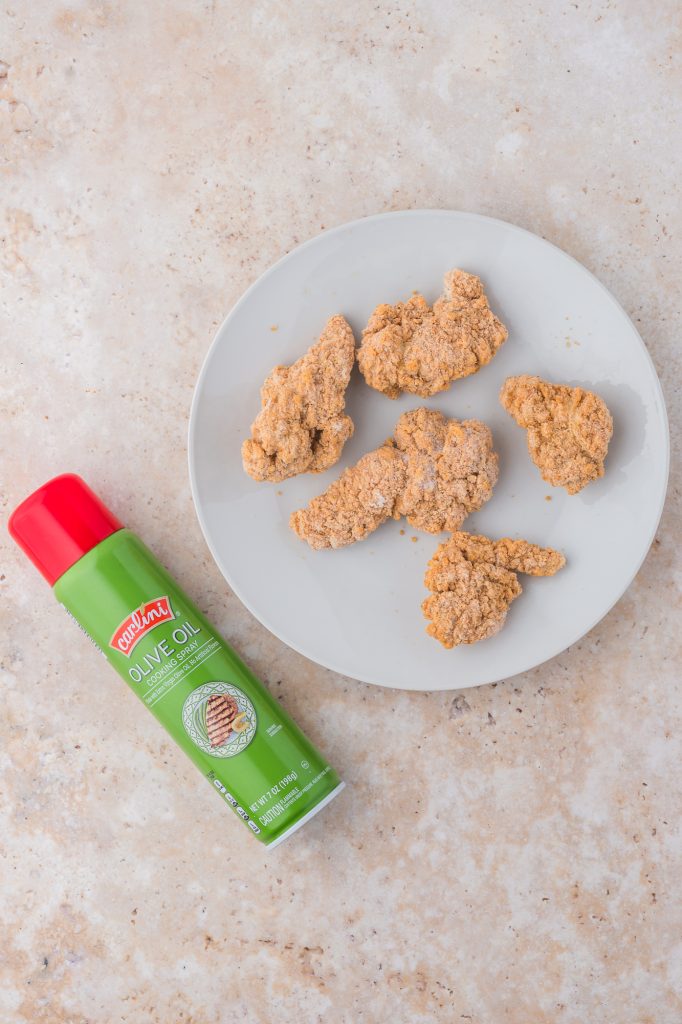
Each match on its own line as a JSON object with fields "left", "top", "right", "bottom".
{"left": 188, "top": 208, "right": 670, "bottom": 691}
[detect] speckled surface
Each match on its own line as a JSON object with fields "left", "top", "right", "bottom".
{"left": 1, "top": 2, "right": 681, "bottom": 1021}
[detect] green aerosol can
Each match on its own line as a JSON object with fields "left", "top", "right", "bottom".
{"left": 9, "top": 474, "right": 344, "bottom": 848}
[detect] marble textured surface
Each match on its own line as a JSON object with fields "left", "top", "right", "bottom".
{"left": 1, "top": 1, "right": 681, "bottom": 1021}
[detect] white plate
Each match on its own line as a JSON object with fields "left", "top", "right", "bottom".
{"left": 188, "top": 211, "right": 669, "bottom": 691}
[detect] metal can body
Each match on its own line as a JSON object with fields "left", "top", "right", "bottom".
{"left": 54, "top": 529, "right": 343, "bottom": 846}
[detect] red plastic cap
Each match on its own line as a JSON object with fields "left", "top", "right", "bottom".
{"left": 8, "top": 474, "right": 123, "bottom": 586}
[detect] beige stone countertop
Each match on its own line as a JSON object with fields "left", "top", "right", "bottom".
{"left": 2, "top": 2, "right": 681, "bottom": 1021}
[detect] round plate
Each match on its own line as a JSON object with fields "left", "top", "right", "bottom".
{"left": 188, "top": 211, "right": 669, "bottom": 691}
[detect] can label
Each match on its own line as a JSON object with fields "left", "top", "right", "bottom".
{"left": 181, "top": 682, "right": 257, "bottom": 757}
{"left": 110, "top": 596, "right": 176, "bottom": 655}
{"left": 54, "top": 530, "right": 342, "bottom": 845}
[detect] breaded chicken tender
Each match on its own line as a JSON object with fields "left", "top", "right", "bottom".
{"left": 242, "top": 315, "right": 355, "bottom": 482}
{"left": 289, "top": 446, "right": 407, "bottom": 550}
{"left": 290, "top": 408, "right": 498, "bottom": 549}
{"left": 392, "top": 408, "right": 499, "bottom": 532}
{"left": 422, "top": 532, "right": 565, "bottom": 648}
{"left": 358, "top": 270, "right": 508, "bottom": 398}
{"left": 500, "top": 375, "right": 613, "bottom": 495}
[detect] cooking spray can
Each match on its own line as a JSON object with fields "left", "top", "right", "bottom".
{"left": 9, "top": 474, "right": 344, "bottom": 848}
